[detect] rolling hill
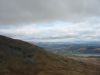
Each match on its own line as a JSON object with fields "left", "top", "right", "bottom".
{"left": 36, "top": 42, "right": 100, "bottom": 56}
{"left": 0, "top": 35, "right": 100, "bottom": 75}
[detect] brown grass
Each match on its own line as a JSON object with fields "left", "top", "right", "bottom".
{"left": 0, "top": 35, "right": 100, "bottom": 75}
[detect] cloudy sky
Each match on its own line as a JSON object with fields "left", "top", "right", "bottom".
{"left": 0, "top": 0, "right": 100, "bottom": 42}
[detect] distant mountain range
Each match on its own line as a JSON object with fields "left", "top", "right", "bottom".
{"left": 35, "top": 42, "right": 100, "bottom": 56}
{"left": 0, "top": 35, "right": 100, "bottom": 75}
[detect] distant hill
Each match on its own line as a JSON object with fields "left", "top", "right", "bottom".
{"left": 0, "top": 35, "right": 100, "bottom": 75}
{"left": 36, "top": 42, "right": 100, "bottom": 56}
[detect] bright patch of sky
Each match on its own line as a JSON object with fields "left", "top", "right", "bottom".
{"left": 0, "top": 17, "right": 100, "bottom": 42}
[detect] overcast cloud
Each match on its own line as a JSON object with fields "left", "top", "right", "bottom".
{"left": 0, "top": 18, "right": 100, "bottom": 42}
{"left": 0, "top": 0, "right": 100, "bottom": 23}
{"left": 0, "top": 0, "right": 100, "bottom": 42}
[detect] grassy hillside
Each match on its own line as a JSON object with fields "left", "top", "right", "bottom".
{"left": 0, "top": 35, "right": 100, "bottom": 75}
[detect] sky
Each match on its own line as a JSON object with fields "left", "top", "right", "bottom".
{"left": 0, "top": 0, "right": 100, "bottom": 42}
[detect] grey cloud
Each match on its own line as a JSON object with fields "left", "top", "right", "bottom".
{"left": 0, "top": 0, "right": 100, "bottom": 24}
{"left": 33, "top": 35, "right": 78, "bottom": 39}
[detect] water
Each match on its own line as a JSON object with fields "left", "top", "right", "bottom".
{"left": 74, "top": 54, "right": 100, "bottom": 57}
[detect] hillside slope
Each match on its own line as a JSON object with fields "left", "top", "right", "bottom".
{"left": 0, "top": 35, "right": 100, "bottom": 75}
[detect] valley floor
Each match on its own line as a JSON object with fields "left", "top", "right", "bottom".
{"left": 68, "top": 56, "right": 100, "bottom": 66}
